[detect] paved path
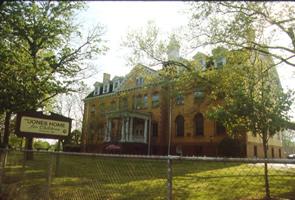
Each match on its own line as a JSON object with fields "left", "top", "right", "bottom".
{"left": 250, "top": 163, "right": 295, "bottom": 169}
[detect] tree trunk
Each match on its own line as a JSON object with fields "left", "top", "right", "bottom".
{"left": 3, "top": 111, "right": 12, "bottom": 148}
{"left": 262, "top": 133, "right": 271, "bottom": 200}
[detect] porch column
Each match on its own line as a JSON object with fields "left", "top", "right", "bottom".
{"left": 104, "top": 119, "right": 109, "bottom": 142}
{"left": 121, "top": 118, "right": 125, "bottom": 142}
{"left": 125, "top": 117, "right": 129, "bottom": 141}
{"left": 107, "top": 119, "right": 112, "bottom": 142}
{"left": 144, "top": 118, "right": 148, "bottom": 143}
{"left": 129, "top": 117, "right": 133, "bottom": 142}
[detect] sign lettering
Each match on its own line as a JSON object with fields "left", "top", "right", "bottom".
{"left": 20, "top": 116, "right": 69, "bottom": 136}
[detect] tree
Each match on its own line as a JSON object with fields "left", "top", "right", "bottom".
{"left": 33, "top": 140, "right": 50, "bottom": 150}
{"left": 122, "top": 21, "right": 191, "bottom": 69}
{"left": 9, "top": 134, "right": 24, "bottom": 149}
{"left": 52, "top": 81, "right": 91, "bottom": 131}
{"left": 205, "top": 49, "right": 294, "bottom": 199}
{"left": 0, "top": 1, "right": 106, "bottom": 147}
{"left": 0, "top": 113, "right": 24, "bottom": 149}
{"left": 188, "top": 2, "right": 295, "bottom": 67}
{"left": 64, "top": 129, "right": 82, "bottom": 145}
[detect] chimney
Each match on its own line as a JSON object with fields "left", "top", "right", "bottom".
{"left": 103, "top": 73, "right": 110, "bottom": 83}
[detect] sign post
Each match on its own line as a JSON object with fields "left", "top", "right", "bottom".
{"left": 55, "top": 139, "right": 61, "bottom": 176}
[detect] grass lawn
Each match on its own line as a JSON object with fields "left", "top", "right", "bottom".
{"left": 1, "top": 151, "right": 295, "bottom": 200}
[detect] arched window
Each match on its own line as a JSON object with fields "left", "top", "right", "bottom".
{"left": 195, "top": 113, "right": 204, "bottom": 136}
{"left": 175, "top": 115, "right": 184, "bottom": 136}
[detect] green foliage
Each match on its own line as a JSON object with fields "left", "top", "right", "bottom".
{"left": 8, "top": 134, "right": 23, "bottom": 149}
{"left": 33, "top": 139, "right": 50, "bottom": 150}
{"left": 0, "top": 1, "right": 106, "bottom": 145}
{"left": 0, "top": 1, "right": 106, "bottom": 114}
{"left": 63, "top": 129, "right": 82, "bottom": 145}
{"left": 49, "top": 142, "right": 60, "bottom": 151}
{"left": 205, "top": 50, "right": 294, "bottom": 145}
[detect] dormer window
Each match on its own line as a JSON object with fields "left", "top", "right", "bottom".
{"left": 94, "top": 86, "right": 100, "bottom": 95}
{"left": 136, "top": 77, "right": 144, "bottom": 86}
{"left": 200, "top": 59, "right": 206, "bottom": 70}
{"left": 103, "top": 84, "right": 108, "bottom": 93}
{"left": 114, "top": 81, "right": 119, "bottom": 90}
{"left": 215, "top": 57, "right": 226, "bottom": 68}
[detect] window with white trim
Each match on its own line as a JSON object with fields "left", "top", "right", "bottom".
{"left": 152, "top": 93, "right": 159, "bottom": 107}
{"left": 215, "top": 57, "right": 226, "bottom": 68}
{"left": 136, "top": 77, "right": 144, "bottom": 86}
{"left": 200, "top": 59, "right": 206, "bottom": 70}
{"left": 143, "top": 95, "right": 148, "bottom": 108}
{"left": 176, "top": 94, "right": 184, "bottom": 105}
{"left": 103, "top": 84, "right": 108, "bottom": 93}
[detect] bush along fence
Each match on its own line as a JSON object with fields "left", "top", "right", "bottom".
{"left": 0, "top": 149, "right": 295, "bottom": 200}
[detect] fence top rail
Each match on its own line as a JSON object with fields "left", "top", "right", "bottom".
{"left": 1, "top": 148, "right": 295, "bottom": 164}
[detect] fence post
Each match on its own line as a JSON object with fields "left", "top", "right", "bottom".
{"left": 46, "top": 153, "right": 54, "bottom": 200}
{"left": 167, "top": 157, "right": 172, "bottom": 200}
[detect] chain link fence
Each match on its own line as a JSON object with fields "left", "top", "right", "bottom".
{"left": 1, "top": 149, "right": 295, "bottom": 200}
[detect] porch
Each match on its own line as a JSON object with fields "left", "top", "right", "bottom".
{"left": 104, "top": 111, "right": 152, "bottom": 144}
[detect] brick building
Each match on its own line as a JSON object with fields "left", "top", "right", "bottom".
{"left": 82, "top": 49, "right": 283, "bottom": 158}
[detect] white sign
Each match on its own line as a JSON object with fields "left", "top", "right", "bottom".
{"left": 20, "top": 116, "right": 70, "bottom": 136}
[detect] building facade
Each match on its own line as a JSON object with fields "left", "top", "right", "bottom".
{"left": 82, "top": 51, "right": 283, "bottom": 158}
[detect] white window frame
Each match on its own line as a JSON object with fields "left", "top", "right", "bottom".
{"left": 215, "top": 57, "right": 226, "bottom": 68}
{"left": 94, "top": 86, "right": 100, "bottom": 95}
{"left": 200, "top": 59, "right": 206, "bottom": 70}
{"left": 136, "top": 77, "right": 144, "bottom": 86}
{"left": 103, "top": 84, "right": 109, "bottom": 93}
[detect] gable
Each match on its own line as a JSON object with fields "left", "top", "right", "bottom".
{"left": 118, "top": 64, "right": 159, "bottom": 91}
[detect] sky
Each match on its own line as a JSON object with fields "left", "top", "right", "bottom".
{"left": 77, "top": 1, "right": 295, "bottom": 117}
{"left": 78, "top": 1, "right": 189, "bottom": 83}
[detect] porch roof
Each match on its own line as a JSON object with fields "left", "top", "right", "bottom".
{"left": 105, "top": 110, "right": 151, "bottom": 120}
